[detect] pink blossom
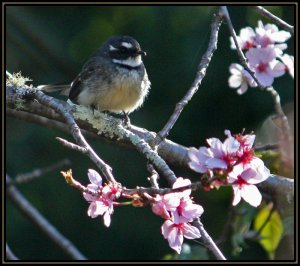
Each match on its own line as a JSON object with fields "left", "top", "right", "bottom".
{"left": 152, "top": 193, "right": 180, "bottom": 219}
{"left": 161, "top": 219, "right": 201, "bottom": 254}
{"left": 172, "top": 177, "right": 192, "bottom": 198}
{"left": 87, "top": 198, "right": 114, "bottom": 227}
{"left": 247, "top": 157, "right": 270, "bottom": 183}
{"left": 188, "top": 130, "right": 270, "bottom": 192}
{"left": 83, "top": 169, "right": 121, "bottom": 227}
{"left": 255, "top": 20, "right": 291, "bottom": 51}
{"left": 152, "top": 178, "right": 202, "bottom": 220}
{"left": 234, "top": 132, "right": 256, "bottom": 164}
{"left": 230, "top": 27, "right": 256, "bottom": 50}
{"left": 188, "top": 147, "right": 212, "bottom": 173}
{"left": 102, "top": 183, "right": 121, "bottom": 201}
{"left": 204, "top": 135, "right": 240, "bottom": 170}
{"left": 172, "top": 198, "right": 204, "bottom": 224}
{"left": 279, "top": 54, "right": 294, "bottom": 78}
{"left": 246, "top": 47, "right": 286, "bottom": 86}
{"left": 83, "top": 169, "right": 102, "bottom": 201}
{"left": 152, "top": 177, "right": 204, "bottom": 254}
{"left": 228, "top": 164, "right": 269, "bottom": 207}
{"left": 188, "top": 132, "right": 242, "bottom": 172}
{"left": 228, "top": 63, "right": 257, "bottom": 94}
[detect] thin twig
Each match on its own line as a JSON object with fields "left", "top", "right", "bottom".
{"left": 123, "top": 181, "right": 204, "bottom": 196}
{"left": 266, "top": 87, "right": 293, "bottom": 164}
{"left": 147, "top": 163, "right": 160, "bottom": 189}
{"left": 6, "top": 159, "right": 70, "bottom": 186}
{"left": 6, "top": 108, "right": 118, "bottom": 146}
{"left": 6, "top": 243, "right": 19, "bottom": 260}
{"left": 31, "top": 88, "right": 117, "bottom": 184}
{"left": 221, "top": 6, "right": 293, "bottom": 169}
{"left": 56, "top": 137, "right": 88, "bottom": 153}
{"left": 252, "top": 6, "right": 294, "bottom": 34}
{"left": 255, "top": 143, "right": 279, "bottom": 152}
{"left": 63, "top": 170, "right": 227, "bottom": 260}
{"left": 220, "top": 6, "right": 263, "bottom": 88}
{"left": 6, "top": 174, "right": 87, "bottom": 260}
{"left": 6, "top": 70, "right": 13, "bottom": 78}
{"left": 6, "top": 100, "right": 294, "bottom": 201}
{"left": 193, "top": 218, "right": 227, "bottom": 260}
{"left": 123, "top": 126, "right": 178, "bottom": 185}
{"left": 153, "top": 8, "right": 224, "bottom": 146}
{"left": 61, "top": 169, "right": 99, "bottom": 197}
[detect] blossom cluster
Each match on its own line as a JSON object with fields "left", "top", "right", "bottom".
{"left": 83, "top": 169, "right": 203, "bottom": 254}
{"left": 188, "top": 130, "right": 270, "bottom": 207}
{"left": 229, "top": 20, "right": 294, "bottom": 94}
{"left": 151, "top": 178, "right": 204, "bottom": 254}
{"left": 83, "top": 169, "right": 121, "bottom": 227}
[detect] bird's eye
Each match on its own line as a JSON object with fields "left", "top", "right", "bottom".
{"left": 119, "top": 46, "right": 127, "bottom": 53}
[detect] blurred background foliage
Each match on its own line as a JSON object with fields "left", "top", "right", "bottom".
{"left": 6, "top": 5, "right": 294, "bottom": 260}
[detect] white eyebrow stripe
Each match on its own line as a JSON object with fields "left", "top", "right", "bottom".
{"left": 109, "top": 45, "right": 118, "bottom": 51}
{"left": 121, "top": 42, "right": 133, "bottom": 49}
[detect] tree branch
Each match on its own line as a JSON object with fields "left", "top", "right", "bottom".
{"left": 6, "top": 174, "right": 87, "bottom": 260}
{"left": 193, "top": 219, "right": 226, "bottom": 260}
{"left": 221, "top": 6, "right": 293, "bottom": 169}
{"left": 6, "top": 243, "right": 19, "bottom": 260}
{"left": 154, "top": 8, "right": 224, "bottom": 145}
{"left": 6, "top": 92, "right": 294, "bottom": 201}
{"left": 6, "top": 159, "right": 71, "bottom": 186}
{"left": 251, "top": 6, "right": 294, "bottom": 34}
{"left": 220, "top": 6, "right": 262, "bottom": 88}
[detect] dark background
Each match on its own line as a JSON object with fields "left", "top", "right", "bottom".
{"left": 5, "top": 5, "right": 295, "bottom": 260}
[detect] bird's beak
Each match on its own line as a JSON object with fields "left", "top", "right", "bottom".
{"left": 137, "top": 50, "right": 147, "bottom": 56}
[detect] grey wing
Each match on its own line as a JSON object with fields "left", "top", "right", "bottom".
{"left": 69, "top": 59, "right": 113, "bottom": 102}
{"left": 68, "top": 66, "right": 96, "bottom": 102}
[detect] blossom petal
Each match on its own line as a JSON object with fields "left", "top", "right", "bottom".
{"left": 260, "top": 47, "right": 277, "bottom": 63}
{"left": 237, "top": 82, "right": 249, "bottom": 95}
{"left": 182, "top": 223, "right": 201, "bottom": 239}
{"left": 163, "top": 193, "right": 181, "bottom": 210}
{"left": 83, "top": 192, "right": 97, "bottom": 202}
{"left": 240, "top": 167, "right": 257, "bottom": 181}
{"left": 87, "top": 202, "right": 99, "bottom": 218}
{"left": 256, "top": 72, "right": 274, "bottom": 86}
{"left": 247, "top": 158, "right": 270, "bottom": 184}
{"left": 228, "top": 164, "right": 244, "bottom": 183}
{"left": 229, "top": 74, "right": 242, "bottom": 89}
{"left": 232, "top": 186, "right": 242, "bottom": 206}
{"left": 229, "top": 63, "right": 243, "bottom": 74}
{"left": 205, "top": 158, "right": 228, "bottom": 169}
{"left": 181, "top": 202, "right": 204, "bottom": 220}
{"left": 224, "top": 136, "right": 240, "bottom": 154}
{"left": 87, "top": 169, "right": 102, "bottom": 187}
{"left": 173, "top": 178, "right": 191, "bottom": 198}
{"left": 241, "top": 184, "right": 262, "bottom": 207}
{"left": 103, "top": 211, "right": 111, "bottom": 227}
{"left": 207, "top": 138, "right": 224, "bottom": 157}
{"left": 162, "top": 221, "right": 183, "bottom": 254}
{"left": 161, "top": 220, "right": 173, "bottom": 239}
{"left": 243, "top": 134, "right": 256, "bottom": 149}
{"left": 189, "top": 162, "right": 207, "bottom": 173}
{"left": 188, "top": 147, "right": 211, "bottom": 173}
{"left": 270, "top": 61, "right": 286, "bottom": 77}
{"left": 271, "top": 31, "right": 291, "bottom": 43}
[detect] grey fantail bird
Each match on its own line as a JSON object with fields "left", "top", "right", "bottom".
{"left": 39, "top": 35, "right": 151, "bottom": 114}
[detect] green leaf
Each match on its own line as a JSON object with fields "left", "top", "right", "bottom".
{"left": 254, "top": 204, "right": 283, "bottom": 259}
